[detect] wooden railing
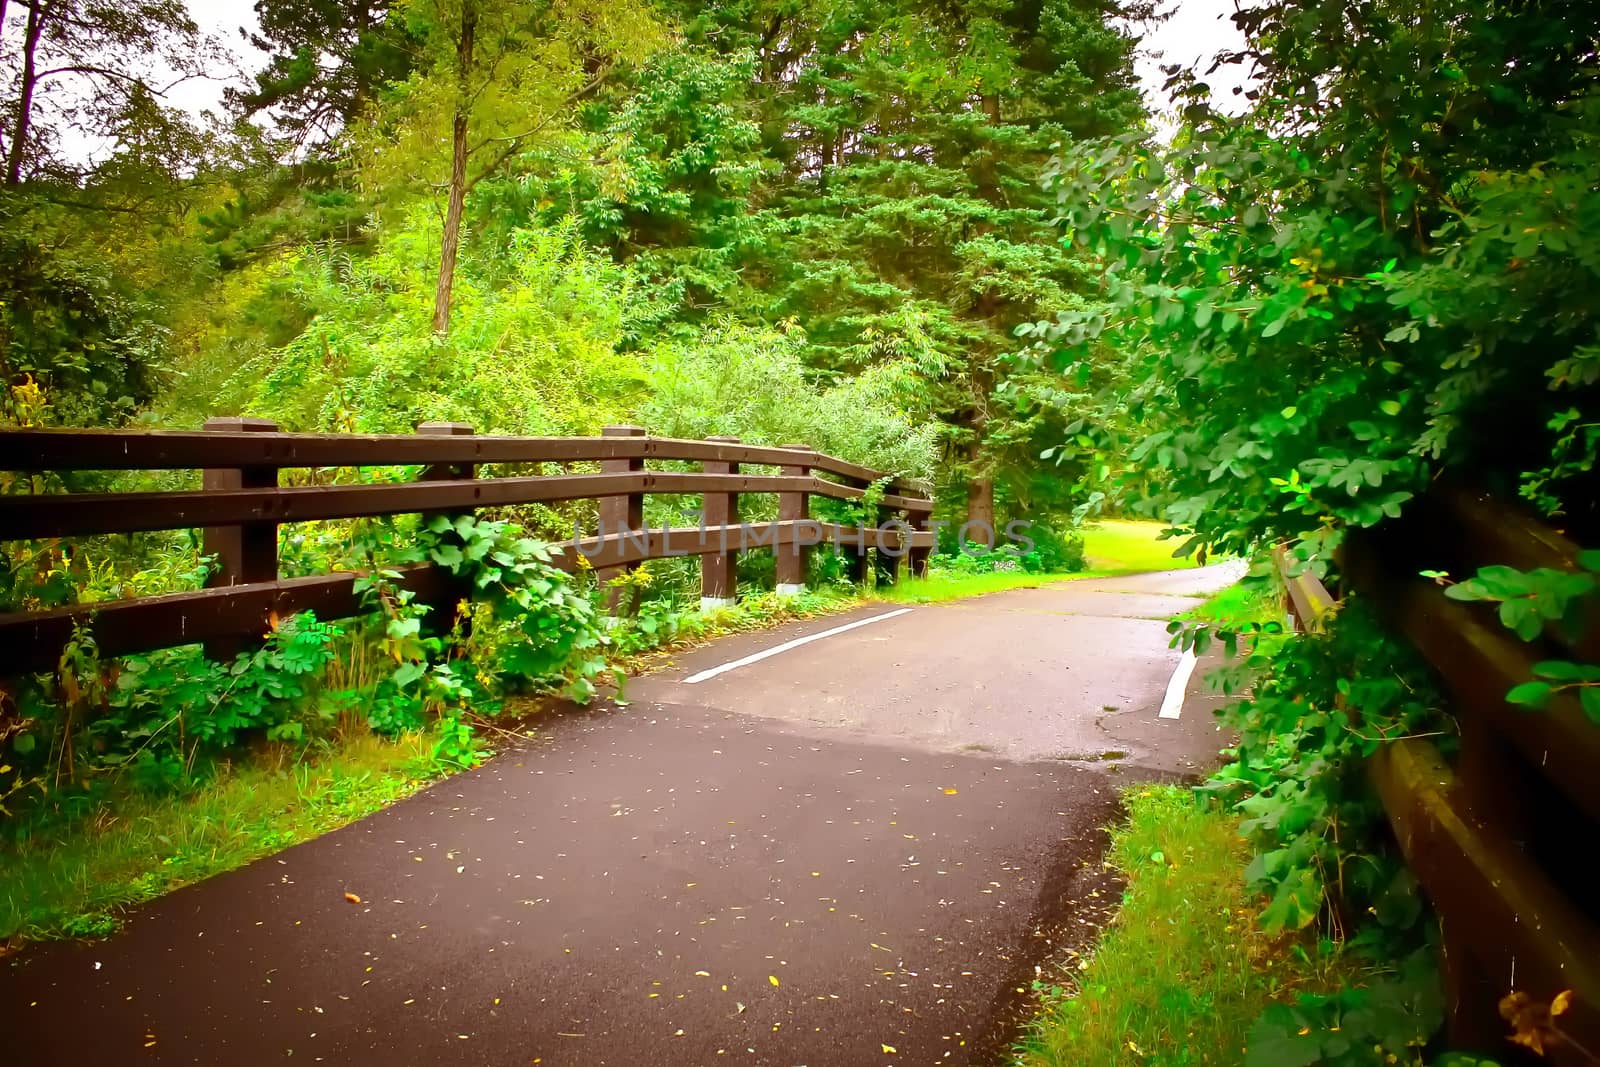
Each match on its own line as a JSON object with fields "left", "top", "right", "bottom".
{"left": 0, "top": 421, "right": 935, "bottom": 675}
{"left": 1278, "top": 491, "right": 1600, "bottom": 1062}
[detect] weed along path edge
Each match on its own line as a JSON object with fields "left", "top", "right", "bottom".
{"left": 2, "top": 565, "right": 1242, "bottom": 1066}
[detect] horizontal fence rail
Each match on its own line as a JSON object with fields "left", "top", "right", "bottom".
{"left": 0, "top": 422, "right": 937, "bottom": 675}
{"left": 1277, "top": 493, "right": 1600, "bottom": 1062}
{"left": 0, "top": 472, "right": 931, "bottom": 541}
{"left": 0, "top": 428, "right": 925, "bottom": 496}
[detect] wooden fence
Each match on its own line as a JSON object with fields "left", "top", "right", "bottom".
{"left": 1278, "top": 488, "right": 1599, "bottom": 1063}
{"left": 0, "top": 420, "right": 934, "bottom": 676}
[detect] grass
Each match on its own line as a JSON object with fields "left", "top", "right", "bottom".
{"left": 1011, "top": 786, "right": 1367, "bottom": 1067}
{"left": 872, "top": 569, "right": 1083, "bottom": 603}
{"left": 1081, "top": 519, "right": 1194, "bottom": 576}
{"left": 1182, "top": 579, "right": 1285, "bottom": 629}
{"left": 879, "top": 519, "right": 1197, "bottom": 604}
{"left": 0, "top": 732, "right": 442, "bottom": 947}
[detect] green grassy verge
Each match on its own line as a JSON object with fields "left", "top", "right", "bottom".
{"left": 872, "top": 569, "right": 1082, "bottom": 603}
{"left": 1012, "top": 786, "right": 1366, "bottom": 1067}
{"left": 0, "top": 732, "right": 442, "bottom": 947}
{"left": 1182, "top": 578, "right": 1284, "bottom": 628}
{"left": 1082, "top": 519, "right": 1191, "bottom": 575}
{"left": 881, "top": 518, "right": 1187, "bottom": 603}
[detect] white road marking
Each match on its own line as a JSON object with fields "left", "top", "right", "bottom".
{"left": 683, "top": 608, "right": 915, "bottom": 684}
{"left": 1158, "top": 648, "right": 1198, "bottom": 719}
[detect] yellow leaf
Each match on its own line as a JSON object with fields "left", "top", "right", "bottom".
{"left": 882, "top": 1044, "right": 897, "bottom": 1053}
{"left": 695, "top": 970, "right": 711, "bottom": 977}
{"left": 943, "top": 788, "right": 958, "bottom": 795}
{"left": 1552, "top": 990, "right": 1573, "bottom": 1017}
{"left": 768, "top": 975, "right": 780, "bottom": 987}
{"left": 344, "top": 892, "right": 362, "bottom": 905}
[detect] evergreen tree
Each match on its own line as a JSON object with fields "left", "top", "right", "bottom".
{"left": 598, "top": 0, "right": 1147, "bottom": 526}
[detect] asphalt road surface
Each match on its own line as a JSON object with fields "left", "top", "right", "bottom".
{"left": 3, "top": 563, "right": 1244, "bottom": 1066}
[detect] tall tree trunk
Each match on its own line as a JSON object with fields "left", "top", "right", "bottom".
{"left": 966, "top": 473, "right": 995, "bottom": 542}
{"left": 5, "top": 0, "right": 46, "bottom": 187}
{"left": 431, "top": 1, "right": 476, "bottom": 336}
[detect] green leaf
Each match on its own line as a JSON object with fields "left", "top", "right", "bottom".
{"left": 1582, "top": 687, "right": 1600, "bottom": 724}
{"left": 1260, "top": 868, "right": 1321, "bottom": 933}
{"left": 1379, "top": 399, "right": 1402, "bottom": 416}
{"left": 1531, "top": 660, "right": 1593, "bottom": 681}
{"left": 1245, "top": 1006, "right": 1324, "bottom": 1067}
{"left": 392, "top": 661, "right": 427, "bottom": 689}
{"left": 1506, "top": 681, "right": 1553, "bottom": 708}
{"left": 430, "top": 543, "right": 464, "bottom": 569}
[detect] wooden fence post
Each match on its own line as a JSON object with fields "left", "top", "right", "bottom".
{"left": 599, "top": 424, "right": 647, "bottom": 614}
{"left": 201, "top": 416, "right": 279, "bottom": 659}
{"left": 842, "top": 520, "right": 871, "bottom": 587}
{"left": 416, "top": 422, "right": 476, "bottom": 635}
{"left": 908, "top": 511, "right": 933, "bottom": 579}
{"left": 874, "top": 512, "right": 906, "bottom": 587}
{"left": 776, "top": 444, "right": 813, "bottom": 596}
{"left": 700, "top": 436, "right": 740, "bottom": 610}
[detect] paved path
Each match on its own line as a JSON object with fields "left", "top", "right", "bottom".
{"left": 2, "top": 565, "right": 1242, "bottom": 1066}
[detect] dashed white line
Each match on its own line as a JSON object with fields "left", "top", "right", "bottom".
{"left": 683, "top": 608, "right": 915, "bottom": 684}
{"left": 1158, "top": 648, "right": 1198, "bottom": 720}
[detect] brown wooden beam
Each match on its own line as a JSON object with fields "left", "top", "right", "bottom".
{"left": 1344, "top": 532, "right": 1600, "bottom": 825}
{"left": 0, "top": 472, "right": 876, "bottom": 541}
{"left": 699, "top": 436, "right": 739, "bottom": 606}
{"left": 775, "top": 446, "right": 812, "bottom": 593}
{"left": 0, "top": 521, "right": 933, "bottom": 674}
{"left": 1372, "top": 738, "right": 1600, "bottom": 1063}
{"left": 597, "top": 425, "right": 646, "bottom": 614}
{"left": 0, "top": 429, "right": 933, "bottom": 500}
{"left": 200, "top": 417, "right": 280, "bottom": 658}
{"left": 0, "top": 567, "right": 457, "bottom": 675}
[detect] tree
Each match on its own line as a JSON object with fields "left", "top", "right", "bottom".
{"left": 229, "top": 0, "right": 416, "bottom": 151}
{"left": 1, "top": 0, "right": 210, "bottom": 186}
{"left": 1029, "top": 0, "right": 1600, "bottom": 559}
{"left": 554, "top": 46, "right": 771, "bottom": 321}
{"left": 0, "top": 195, "right": 170, "bottom": 425}
{"left": 667, "top": 0, "right": 1145, "bottom": 530}
{"left": 354, "top": 0, "right": 666, "bottom": 334}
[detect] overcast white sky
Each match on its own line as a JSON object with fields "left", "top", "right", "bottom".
{"left": 1133, "top": 0, "right": 1253, "bottom": 120}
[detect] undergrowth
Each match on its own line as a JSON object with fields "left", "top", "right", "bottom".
{"left": 1013, "top": 785, "right": 1373, "bottom": 1067}
{"left": 1, "top": 731, "right": 438, "bottom": 945}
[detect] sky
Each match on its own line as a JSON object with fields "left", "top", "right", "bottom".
{"left": 163, "top": 0, "right": 264, "bottom": 120}
{"left": 1132, "top": 0, "right": 1254, "bottom": 121}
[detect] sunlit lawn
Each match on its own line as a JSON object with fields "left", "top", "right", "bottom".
{"left": 874, "top": 569, "right": 1082, "bottom": 603}
{"left": 880, "top": 518, "right": 1195, "bottom": 604}
{"left": 1081, "top": 518, "right": 1194, "bottom": 575}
